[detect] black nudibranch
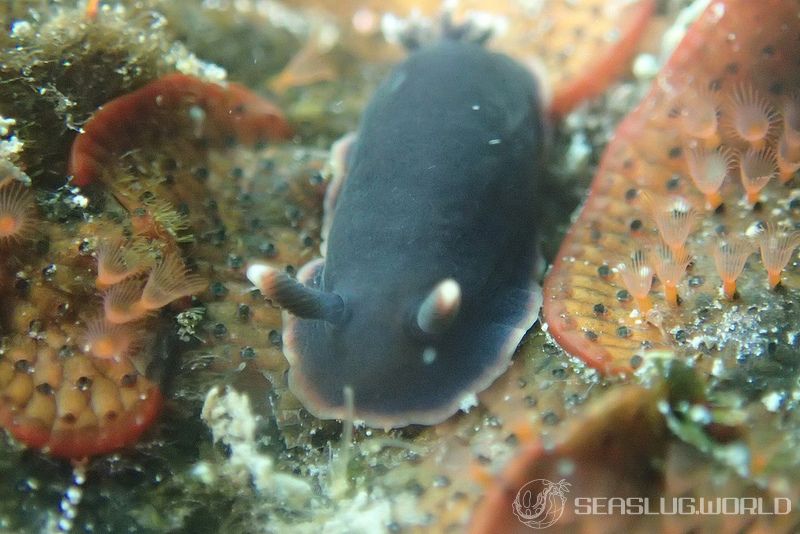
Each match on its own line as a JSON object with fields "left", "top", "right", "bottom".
{"left": 248, "top": 39, "right": 545, "bottom": 428}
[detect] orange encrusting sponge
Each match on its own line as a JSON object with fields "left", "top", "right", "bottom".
{"left": 469, "top": 387, "right": 666, "bottom": 534}
{"left": 543, "top": 0, "right": 800, "bottom": 374}
{"left": 518, "top": 0, "right": 656, "bottom": 117}
{"left": 0, "top": 340, "right": 162, "bottom": 459}
{"left": 443, "top": 0, "right": 655, "bottom": 117}
{"left": 69, "top": 73, "right": 293, "bottom": 188}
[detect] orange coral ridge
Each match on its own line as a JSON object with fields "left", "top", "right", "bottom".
{"left": 0, "top": 336, "right": 167, "bottom": 459}
{"left": 0, "top": 388, "right": 162, "bottom": 459}
{"left": 463, "top": 0, "right": 655, "bottom": 117}
{"left": 542, "top": 0, "right": 800, "bottom": 374}
{"left": 545, "top": 0, "right": 656, "bottom": 117}
{"left": 469, "top": 386, "right": 665, "bottom": 534}
{"left": 69, "top": 73, "right": 293, "bottom": 187}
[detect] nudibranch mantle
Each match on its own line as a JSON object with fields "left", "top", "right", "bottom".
{"left": 250, "top": 39, "right": 545, "bottom": 427}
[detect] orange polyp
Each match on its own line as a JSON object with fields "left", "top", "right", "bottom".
{"left": 722, "top": 279, "right": 737, "bottom": 300}
{"left": 617, "top": 250, "right": 654, "bottom": 313}
{"left": 739, "top": 147, "right": 777, "bottom": 204}
{"left": 0, "top": 215, "right": 16, "bottom": 234}
{"left": 635, "top": 294, "right": 653, "bottom": 315}
{"left": 768, "top": 273, "right": 781, "bottom": 289}
{"left": 93, "top": 339, "right": 116, "bottom": 359}
{"left": 663, "top": 283, "right": 678, "bottom": 308}
{"left": 0, "top": 180, "right": 34, "bottom": 243}
{"left": 82, "top": 318, "right": 135, "bottom": 360}
{"left": 727, "top": 83, "right": 778, "bottom": 146}
{"left": 712, "top": 238, "right": 753, "bottom": 299}
{"left": 95, "top": 237, "right": 151, "bottom": 288}
{"left": 685, "top": 144, "right": 733, "bottom": 209}
{"left": 103, "top": 280, "right": 148, "bottom": 324}
{"left": 139, "top": 253, "right": 207, "bottom": 311}
{"left": 648, "top": 196, "right": 697, "bottom": 256}
{"left": 652, "top": 243, "right": 691, "bottom": 307}
{"left": 706, "top": 190, "right": 724, "bottom": 210}
{"left": 755, "top": 223, "right": 800, "bottom": 288}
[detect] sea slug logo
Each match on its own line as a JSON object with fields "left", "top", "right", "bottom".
{"left": 512, "top": 478, "right": 571, "bottom": 529}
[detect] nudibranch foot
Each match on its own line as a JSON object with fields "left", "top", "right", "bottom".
{"left": 320, "top": 131, "right": 357, "bottom": 256}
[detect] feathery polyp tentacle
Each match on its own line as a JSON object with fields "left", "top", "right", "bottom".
{"left": 617, "top": 250, "right": 653, "bottom": 313}
{"left": 755, "top": 223, "right": 800, "bottom": 288}
{"left": 139, "top": 253, "right": 207, "bottom": 311}
{"left": 685, "top": 144, "right": 732, "bottom": 209}
{"left": 416, "top": 278, "right": 461, "bottom": 335}
{"left": 247, "top": 263, "right": 345, "bottom": 324}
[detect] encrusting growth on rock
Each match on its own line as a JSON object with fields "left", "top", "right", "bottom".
{"left": 69, "top": 73, "right": 293, "bottom": 188}
{"left": 543, "top": 0, "right": 800, "bottom": 374}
